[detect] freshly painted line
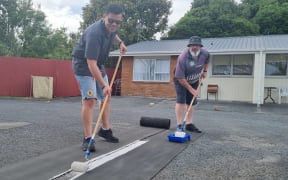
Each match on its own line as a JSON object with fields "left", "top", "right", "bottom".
{"left": 0, "top": 122, "right": 30, "bottom": 129}
{"left": 49, "top": 139, "right": 148, "bottom": 180}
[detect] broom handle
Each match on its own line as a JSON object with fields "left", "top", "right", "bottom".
{"left": 91, "top": 55, "right": 122, "bottom": 138}
{"left": 183, "top": 77, "right": 203, "bottom": 122}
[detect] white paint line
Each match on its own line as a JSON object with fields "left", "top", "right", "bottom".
{"left": 72, "top": 140, "right": 148, "bottom": 179}
{"left": 50, "top": 139, "right": 148, "bottom": 180}
{"left": 0, "top": 122, "right": 30, "bottom": 129}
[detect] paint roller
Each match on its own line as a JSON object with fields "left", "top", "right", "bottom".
{"left": 71, "top": 161, "right": 89, "bottom": 172}
{"left": 70, "top": 55, "right": 123, "bottom": 173}
{"left": 140, "top": 116, "right": 171, "bottom": 129}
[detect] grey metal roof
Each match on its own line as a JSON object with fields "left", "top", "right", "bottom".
{"left": 110, "top": 34, "right": 288, "bottom": 56}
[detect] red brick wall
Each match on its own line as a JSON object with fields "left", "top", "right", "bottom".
{"left": 121, "top": 56, "right": 178, "bottom": 98}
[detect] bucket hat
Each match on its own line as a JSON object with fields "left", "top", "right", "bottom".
{"left": 187, "top": 36, "right": 203, "bottom": 47}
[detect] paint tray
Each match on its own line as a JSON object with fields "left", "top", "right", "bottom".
{"left": 167, "top": 132, "right": 191, "bottom": 143}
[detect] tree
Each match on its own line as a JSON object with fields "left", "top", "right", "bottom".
{"left": 0, "top": 0, "right": 22, "bottom": 55}
{"left": 240, "top": 0, "right": 288, "bottom": 34}
{"left": 254, "top": 3, "right": 288, "bottom": 34}
{"left": 80, "top": 0, "right": 172, "bottom": 45}
{"left": 165, "top": 0, "right": 259, "bottom": 39}
{"left": 19, "top": 6, "right": 51, "bottom": 58}
{"left": 0, "top": 0, "right": 74, "bottom": 59}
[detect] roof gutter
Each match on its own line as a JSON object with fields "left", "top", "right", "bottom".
{"left": 110, "top": 48, "right": 288, "bottom": 57}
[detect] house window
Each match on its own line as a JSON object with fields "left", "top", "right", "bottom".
{"left": 212, "top": 55, "right": 231, "bottom": 75}
{"left": 133, "top": 57, "right": 170, "bottom": 82}
{"left": 212, "top": 54, "right": 254, "bottom": 76}
{"left": 233, "top": 55, "right": 254, "bottom": 75}
{"left": 265, "top": 54, "right": 288, "bottom": 76}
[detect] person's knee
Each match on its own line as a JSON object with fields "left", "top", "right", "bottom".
{"left": 83, "top": 98, "right": 96, "bottom": 108}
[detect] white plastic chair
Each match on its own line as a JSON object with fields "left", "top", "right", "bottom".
{"left": 278, "top": 87, "right": 288, "bottom": 104}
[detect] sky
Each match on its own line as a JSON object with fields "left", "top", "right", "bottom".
{"left": 32, "top": 0, "right": 192, "bottom": 36}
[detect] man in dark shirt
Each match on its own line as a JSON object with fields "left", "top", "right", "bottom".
{"left": 174, "top": 36, "right": 210, "bottom": 133}
{"left": 72, "top": 4, "right": 127, "bottom": 152}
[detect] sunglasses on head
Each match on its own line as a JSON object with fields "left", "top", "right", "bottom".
{"left": 108, "top": 18, "right": 122, "bottom": 25}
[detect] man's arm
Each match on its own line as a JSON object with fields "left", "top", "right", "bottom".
{"left": 114, "top": 35, "right": 127, "bottom": 55}
{"left": 114, "top": 35, "right": 122, "bottom": 45}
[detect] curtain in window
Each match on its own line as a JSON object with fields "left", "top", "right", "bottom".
{"left": 265, "top": 54, "right": 287, "bottom": 76}
{"left": 155, "top": 60, "right": 169, "bottom": 81}
{"left": 212, "top": 55, "right": 231, "bottom": 75}
{"left": 133, "top": 58, "right": 170, "bottom": 81}
{"left": 233, "top": 55, "right": 253, "bottom": 75}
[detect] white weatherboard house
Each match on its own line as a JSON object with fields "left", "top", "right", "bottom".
{"left": 111, "top": 34, "right": 288, "bottom": 104}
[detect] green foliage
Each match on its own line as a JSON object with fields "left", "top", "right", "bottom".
{"left": 0, "top": 0, "right": 22, "bottom": 55}
{"left": 251, "top": 1, "right": 288, "bottom": 34}
{"left": 0, "top": 0, "right": 74, "bottom": 59}
{"left": 165, "top": 0, "right": 287, "bottom": 39}
{"left": 1, "top": 0, "right": 287, "bottom": 59}
{"left": 81, "top": 0, "right": 172, "bottom": 45}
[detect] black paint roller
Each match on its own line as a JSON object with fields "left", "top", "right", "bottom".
{"left": 140, "top": 116, "right": 171, "bottom": 129}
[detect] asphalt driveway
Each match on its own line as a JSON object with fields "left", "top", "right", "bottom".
{"left": 0, "top": 96, "right": 287, "bottom": 179}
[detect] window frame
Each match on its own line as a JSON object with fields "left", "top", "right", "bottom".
{"left": 211, "top": 54, "right": 254, "bottom": 77}
{"left": 265, "top": 54, "right": 288, "bottom": 77}
{"left": 132, "top": 56, "right": 170, "bottom": 82}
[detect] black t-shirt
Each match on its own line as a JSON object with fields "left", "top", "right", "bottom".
{"left": 72, "top": 19, "right": 116, "bottom": 76}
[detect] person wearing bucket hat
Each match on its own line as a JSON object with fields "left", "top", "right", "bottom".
{"left": 174, "top": 36, "right": 210, "bottom": 133}
{"left": 187, "top": 36, "right": 203, "bottom": 47}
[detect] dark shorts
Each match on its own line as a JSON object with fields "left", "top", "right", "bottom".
{"left": 174, "top": 80, "right": 199, "bottom": 105}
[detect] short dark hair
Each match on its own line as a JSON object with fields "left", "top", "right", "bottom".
{"left": 106, "top": 4, "right": 124, "bottom": 15}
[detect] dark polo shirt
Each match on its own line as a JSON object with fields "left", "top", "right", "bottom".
{"left": 72, "top": 19, "right": 117, "bottom": 76}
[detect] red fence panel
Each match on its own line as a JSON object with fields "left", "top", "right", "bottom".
{"left": 0, "top": 57, "right": 122, "bottom": 98}
{"left": 0, "top": 56, "right": 80, "bottom": 97}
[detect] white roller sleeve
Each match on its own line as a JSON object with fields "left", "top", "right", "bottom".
{"left": 71, "top": 161, "right": 89, "bottom": 172}
{"left": 174, "top": 131, "right": 186, "bottom": 138}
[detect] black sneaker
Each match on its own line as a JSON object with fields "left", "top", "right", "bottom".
{"left": 82, "top": 137, "right": 96, "bottom": 152}
{"left": 98, "top": 128, "right": 119, "bottom": 143}
{"left": 186, "top": 124, "right": 202, "bottom": 133}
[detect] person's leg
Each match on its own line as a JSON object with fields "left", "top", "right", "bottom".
{"left": 99, "top": 96, "right": 111, "bottom": 129}
{"left": 175, "top": 103, "right": 185, "bottom": 125}
{"left": 75, "top": 75, "right": 97, "bottom": 151}
{"left": 185, "top": 81, "right": 202, "bottom": 133}
{"left": 96, "top": 75, "right": 119, "bottom": 143}
{"left": 174, "top": 81, "right": 186, "bottom": 129}
{"left": 96, "top": 75, "right": 110, "bottom": 128}
{"left": 81, "top": 98, "right": 96, "bottom": 138}
{"left": 185, "top": 88, "right": 194, "bottom": 125}
{"left": 186, "top": 105, "right": 194, "bottom": 124}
